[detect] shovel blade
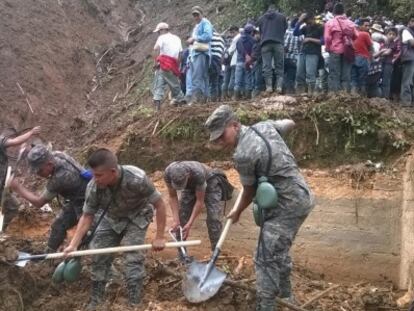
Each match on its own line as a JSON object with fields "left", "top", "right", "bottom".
{"left": 182, "top": 261, "right": 227, "bottom": 303}
{"left": 15, "top": 252, "right": 31, "bottom": 267}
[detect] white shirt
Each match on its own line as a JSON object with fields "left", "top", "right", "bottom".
{"left": 228, "top": 33, "right": 241, "bottom": 67}
{"left": 402, "top": 29, "right": 414, "bottom": 44}
{"left": 154, "top": 33, "right": 182, "bottom": 59}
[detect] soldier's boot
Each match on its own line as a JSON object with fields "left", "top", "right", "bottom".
{"left": 127, "top": 281, "right": 143, "bottom": 306}
{"left": 232, "top": 90, "right": 242, "bottom": 101}
{"left": 227, "top": 89, "right": 234, "bottom": 100}
{"left": 86, "top": 281, "right": 106, "bottom": 311}
{"left": 244, "top": 90, "right": 252, "bottom": 100}
{"left": 307, "top": 83, "right": 316, "bottom": 97}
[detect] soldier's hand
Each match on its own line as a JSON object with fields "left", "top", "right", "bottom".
{"left": 152, "top": 237, "right": 166, "bottom": 252}
{"left": 227, "top": 209, "right": 241, "bottom": 224}
{"left": 169, "top": 221, "right": 180, "bottom": 232}
{"left": 182, "top": 223, "right": 192, "bottom": 240}
{"left": 63, "top": 244, "right": 76, "bottom": 259}
{"left": 30, "top": 126, "right": 41, "bottom": 136}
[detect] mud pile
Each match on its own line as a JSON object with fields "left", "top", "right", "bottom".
{"left": 0, "top": 236, "right": 403, "bottom": 311}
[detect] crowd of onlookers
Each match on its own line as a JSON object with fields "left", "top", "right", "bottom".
{"left": 151, "top": 3, "right": 414, "bottom": 110}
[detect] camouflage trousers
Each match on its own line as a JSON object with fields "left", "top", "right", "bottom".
{"left": 48, "top": 201, "right": 82, "bottom": 251}
{"left": 90, "top": 217, "right": 147, "bottom": 289}
{"left": 1, "top": 192, "right": 20, "bottom": 231}
{"left": 255, "top": 205, "right": 311, "bottom": 311}
{"left": 180, "top": 176, "right": 224, "bottom": 250}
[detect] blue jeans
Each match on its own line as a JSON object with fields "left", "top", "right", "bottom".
{"left": 284, "top": 57, "right": 297, "bottom": 94}
{"left": 234, "top": 63, "right": 253, "bottom": 92}
{"left": 401, "top": 61, "right": 414, "bottom": 105}
{"left": 328, "top": 52, "right": 352, "bottom": 92}
{"left": 191, "top": 53, "right": 209, "bottom": 97}
{"left": 381, "top": 63, "right": 394, "bottom": 99}
{"left": 351, "top": 55, "right": 370, "bottom": 94}
{"left": 296, "top": 53, "right": 319, "bottom": 91}
{"left": 185, "top": 66, "right": 192, "bottom": 97}
{"left": 261, "top": 42, "right": 284, "bottom": 89}
{"left": 222, "top": 65, "right": 234, "bottom": 95}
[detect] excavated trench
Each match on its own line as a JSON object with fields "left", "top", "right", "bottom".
{"left": 2, "top": 95, "right": 414, "bottom": 310}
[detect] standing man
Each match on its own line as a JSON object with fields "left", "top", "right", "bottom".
{"left": 205, "top": 105, "right": 314, "bottom": 311}
{"left": 400, "top": 15, "right": 414, "bottom": 106}
{"left": 153, "top": 22, "right": 186, "bottom": 110}
{"left": 10, "top": 144, "right": 88, "bottom": 252}
{"left": 235, "top": 24, "right": 256, "bottom": 100}
{"left": 351, "top": 19, "right": 373, "bottom": 95}
{"left": 222, "top": 26, "right": 240, "bottom": 99}
{"left": 258, "top": 4, "right": 288, "bottom": 95}
{"left": 165, "top": 161, "right": 232, "bottom": 250}
{"left": 294, "top": 13, "right": 324, "bottom": 96}
{"left": 284, "top": 17, "right": 303, "bottom": 94}
{"left": 0, "top": 126, "right": 41, "bottom": 230}
{"left": 209, "top": 30, "right": 225, "bottom": 102}
{"left": 63, "top": 148, "right": 166, "bottom": 310}
{"left": 187, "top": 6, "right": 213, "bottom": 104}
{"left": 324, "top": 3, "right": 357, "bottom": 93}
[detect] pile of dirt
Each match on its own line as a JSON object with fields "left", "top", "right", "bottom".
{"left": 0, "top": 236, "right": 403, "bottom": 311}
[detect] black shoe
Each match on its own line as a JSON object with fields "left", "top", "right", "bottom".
{"left": 127, "top": 282, "right": 142, "bottom": 305}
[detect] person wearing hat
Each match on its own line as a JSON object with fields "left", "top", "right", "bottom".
{"left": 187, "top": 6, "right": 213, "bottom": 104}
{"left": 10, "top": 144, "right": 89, "bottom": 252}
{"left": 351, "top": 18, "right": 373, "bottom": 95}
{"left": 205, "top": 105, "right": 314, "bottom": 311}
{"left": 400, "top": 15, "right": 414, "bottom": 106}
{"left": 164, "top": 161, "right": 233, "bottom": 251}
{"left": 234, "top": 24, "right": 256, "bottom": 100}
{"left": 152, "top": 22, "right": 186, "bottom": 110}
{"left": 0, "top": 126, "right": 41, "bottom": 230}
{"left": 63, "top": 148, "right": 166, "bottom": 309}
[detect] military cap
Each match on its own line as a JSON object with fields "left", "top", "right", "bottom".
{"left": 169, "top": 162, "right": 189, "bottom": 190}
{"left": 205, "top": 105, "right": 236, "bottom": 141}
{"left": 27, "top": 145, "right": 52, "bottom": 173}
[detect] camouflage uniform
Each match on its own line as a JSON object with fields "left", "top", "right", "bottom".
{"left": 235, "top": 121, "right": 314, "bottom": 310}
{"left": 29, "top": 148, "right": 88, "bottom": 251}
{"left": 83, "top": 165, "right": 160, "bottom": 297}
{"left": 205, "top": 106, "right": 314, "bottom": 311}
{"left": 164, "top": 161, "right": 224, "bottom": 250}
{"left": 0, "top": 135, "right": 20, "bottom": 230}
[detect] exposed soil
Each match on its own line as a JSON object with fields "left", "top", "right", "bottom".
{"left": 0, "top": 166, "right": 407, "bottom": 311}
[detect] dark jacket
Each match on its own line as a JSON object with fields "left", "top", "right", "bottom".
{"left": 258, "top": 9, "right": 287, "bottom": 46}
{"left": 294, "top": 23, "right": 324, "bottom": 55}
{"left": 236, "top": 33, "right": 255, "bottom": 62}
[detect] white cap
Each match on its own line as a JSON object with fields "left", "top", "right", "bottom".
{"left": 153, "top": 22, "right": 169, "bottom": 33}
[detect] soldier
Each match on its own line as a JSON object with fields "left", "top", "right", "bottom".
{"left": 205, "top": 105, "right": 314, "bottom": 311}
{"left": 0, "top": 126, "right": 41, "bottom": 230}
{"left": 10, "top": 144, "right": 88, "bottom": 252}
{"left": 164, "top": 161, "right": 232, "bottom": 250}
{"left": 63, "top": 148, "right": 166, "bottom": 310}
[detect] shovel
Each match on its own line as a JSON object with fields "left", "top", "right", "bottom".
{"left": 169, "top": 226, "right": 194, "bottom": 264}
{"left": 0, "top": 166, "right": 13, "bottom": 232}
{"left": 13, "top": 240, "right": 202, "bottom": 267}
{"left": 183, "top": 190, "right": 243, "bottom": 303}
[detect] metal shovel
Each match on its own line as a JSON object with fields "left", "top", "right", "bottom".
{"left": 183, "top": 190, "right": 243, "bottom": 303}
{"left": 169, "top": 226, "right": 193, "bottom": 264}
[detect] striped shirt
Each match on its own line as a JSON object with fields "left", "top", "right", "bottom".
{"left": 211, "top": 31, "right": 225, "bottom": 60}
{"left": 284, "top": 28, "right": 303, "bottom": 60}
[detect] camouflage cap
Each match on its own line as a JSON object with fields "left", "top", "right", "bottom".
{"left": 205, "top": 105, "right": 235, "bottom": 141}
{"left": 27, "top": 145, "right": 52, "bottom": 173}
{"left": 170, "top": 162, "right": 189, "bottom": 190}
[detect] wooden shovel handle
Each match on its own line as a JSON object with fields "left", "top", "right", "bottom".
{"left": 45, "top": 240, "right": 201, "bottom": 260}
{"left": 215, "top": 189, "right": 243, "bottom": 250}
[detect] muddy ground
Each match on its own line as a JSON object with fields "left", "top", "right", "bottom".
{"left": 0, "top": 166, "right": 406, "bottom": 311}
